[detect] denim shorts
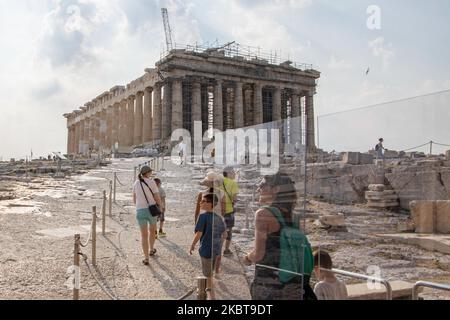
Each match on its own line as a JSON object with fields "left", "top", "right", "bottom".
{"left": 136, "top": 208, "right": 157, "bottom": 227}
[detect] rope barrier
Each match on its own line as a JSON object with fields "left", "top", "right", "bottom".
{"left": 177, "top": 288, "right": 196, "bottom": 300}
{"left": 79, "top": 251, "right": 120, "bottom": 300}
{"left": 400, "top": 142, "right": 432, "bottom": 153}
{"left": 79, "top": 216, "right": 95, "bottom": 248}
{"left": 115, "top": 175, "right": 128, "bottom": 187}
{"left": 433, "top": 141, "right": 450, "bottom": 147}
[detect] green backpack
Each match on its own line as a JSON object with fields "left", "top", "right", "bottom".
{"left": 264, "top": 206, "right": 314, "bottom": 284}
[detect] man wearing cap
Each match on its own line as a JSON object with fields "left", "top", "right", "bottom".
{"left": 220, "top": 166, "right": 239, "bottom": 255}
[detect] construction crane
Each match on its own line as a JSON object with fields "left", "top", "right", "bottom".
{"left": 205, "top": 41, "right": 236, "bottom": 54}
{"left": 161, "top": 8, "right": 174, "bottom": 52}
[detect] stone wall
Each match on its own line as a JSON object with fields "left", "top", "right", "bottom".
{"left": 410, "top": 200, "right": 450, "bottom": 234}
{"left": 295, "top": 157, "right": 450, "bottom": 210}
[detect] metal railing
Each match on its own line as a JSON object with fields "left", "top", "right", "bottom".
{"left": 412, "top": 281, "right": 450, "bottom": 300}
{"left": 255, "top": 264, "right": 305, "bottom": 300}
{"left": 160, "top": 42, "right": 314, "bottom": 71}
{"left": 322, "top": 268, "right": 392, "bottom": 300}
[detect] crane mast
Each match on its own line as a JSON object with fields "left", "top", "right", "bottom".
{"left": 161, "top": 8, "right": 174, "bottom": 52}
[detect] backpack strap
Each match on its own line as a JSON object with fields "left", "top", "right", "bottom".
{"left": 222, "top": 181, "right": 234, "bottom": 205}
{"left": 263, "top": 206, "right": 286, "bottom": 228}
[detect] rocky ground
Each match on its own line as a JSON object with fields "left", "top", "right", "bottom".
{"left": 0, "top": 158, "right": 449, "bottom": 300}
{"left": 0, "top": 158, "right": 250, "bottom": 300}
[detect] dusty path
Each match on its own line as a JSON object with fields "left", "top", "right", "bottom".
{"left": 0, "top": 158, "right": 251, "bottom": 300}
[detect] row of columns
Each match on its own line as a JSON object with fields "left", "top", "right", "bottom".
{"left": 67, "top": 79, "right": 315, "bottom": 155}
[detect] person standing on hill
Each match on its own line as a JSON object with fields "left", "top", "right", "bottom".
{"left": 375, "top": 138, "right": 387, "bottom": 160}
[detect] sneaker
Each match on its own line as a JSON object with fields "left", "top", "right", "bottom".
{"left": 223, "top": 249, "right": 233, "bottom": 255}
{"left": 158, "top": 230, "right": 167, "bottom": 238}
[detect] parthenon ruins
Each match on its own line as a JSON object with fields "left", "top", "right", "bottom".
{"left": 64, "top": 44, "right": 320, "bottom": 155}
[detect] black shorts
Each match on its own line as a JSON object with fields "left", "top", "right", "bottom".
{"left": 224, "top": 213, "right": 235, "bottom": 230}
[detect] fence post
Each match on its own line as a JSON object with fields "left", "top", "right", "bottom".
{"left": 102, "top": 191, "right": 106, "bottom": 236}
{"left": 73, "top": 234, "right": 80, "bottom": 300}
{"left": 109, "top": 181, "right": 113, "bottom": 217}
{"left": 113, "top": 173, "right": 117, "bottom": 203}
{"left": 92, "top": 206, "right": 97, "bottom": 266}
{"left": 197, "top": 277, "right": 208, "bottom": 300}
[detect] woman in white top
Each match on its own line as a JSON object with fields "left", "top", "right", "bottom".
{"left": 132, "top": 166, "right": 162, "bottom": 265}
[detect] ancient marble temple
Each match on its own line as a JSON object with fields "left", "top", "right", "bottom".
{"left": 64, "top": 45, "right": 320, "bottom": 155}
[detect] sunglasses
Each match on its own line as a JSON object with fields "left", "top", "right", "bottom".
{"left": 200, "top": 199, "right": 212, "bottom": 204}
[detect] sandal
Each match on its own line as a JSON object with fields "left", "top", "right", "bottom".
{"left": 142, "top": 259, "right": 149, "bottom": 265}
{"left": 149, "top": 249, "right": 157, "bottom": 256}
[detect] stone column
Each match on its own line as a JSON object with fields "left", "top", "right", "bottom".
{"left": 171, "top": 78, "right": 183, "bottom": 133}
{"left": 79, "top": 120, "right": 85, "bottom": 154}
{"left": 134, "top": 91, "right": 144, "bottom": 145}
{"left": 253, "top": 82, "right": 263, "bottom": 126}
{"left": 153, "top": 85, "right": 162, "bottom": 141}
{"left": 86, "top": 117, "right": 94, "bottom": 153}
{"left": 162, "top": 82, "right": 171, "bottom": 140}
{"left": 71, "top": 124, "right": 76, "bottom": 155}
{"left": 127, "top": 95, "right": 135, "bottom": 146}
{"left": 77, "top": 122, "right": 82, "bottom": 154}
{"left": 291, "top": 90, "right": 302, "bottom": 147}
{"left": 100, "top": 110, "right": 107, "bottom": 151}
{"left": 67, "top": 126, "right": 72, "bottom": 155}
{"left": 305, "top": 93, "right": 315, "bottom": 151}
{"left": 234, "top": 82, "right": 244, "bottom": 129}
{"left": 71, "top": 126, "right": 76, "bottom": 154}
{"left": 143, "top": 87, "right": 153, "bottom": 143}
{"left": 192, "top": 81, "right": 202, "bottom": 133}
{"left": 74, "top": 123, "right": 80, "bottom": 154}
{"left": 213, "top": 79, "right": 223, "bottom": 131}
{"left": 273, "top": 86, "right": 282, "bottom": 122}
{"left": 118, "top": 100, "right": 128, "bottom": 148}
{"left": 244, "top": 88, "right": 253, "bottom": 127}
{"left": 106, "top": 107, "right": 113, "bottom": 151}
{"left": 111, "top": 103, "right": 120, "bottom": 150}
{"left": 93, "top": 113, "right": 101, "bottom": 151}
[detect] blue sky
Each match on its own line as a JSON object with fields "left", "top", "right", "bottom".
{"left": 0, "top": 0, "right": 449, "bottom": 159}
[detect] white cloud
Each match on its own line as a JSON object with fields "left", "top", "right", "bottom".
{"left": 328, "top": 54, "right": 352, "bottom": 70}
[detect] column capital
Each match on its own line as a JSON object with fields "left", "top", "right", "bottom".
{"left": 145, "top": 86, "right": 153, "bottom": 93}
{"left": 293, "top": 88, "right": 302, "bottom": 96}
{"left": 128, "top": 94, "right": 135, "bottom": 100}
